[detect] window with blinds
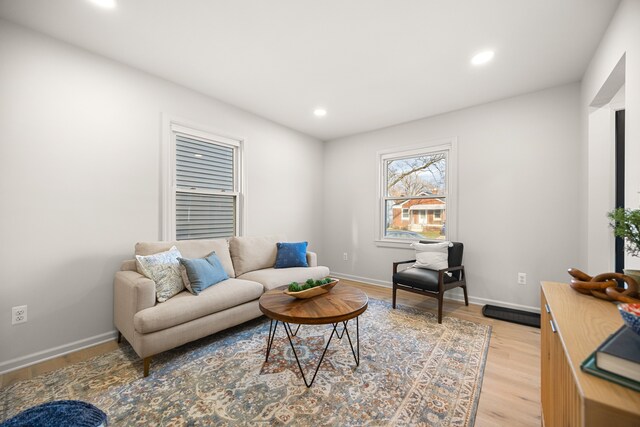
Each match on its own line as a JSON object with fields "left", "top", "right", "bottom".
{"left": 173, "top": 132, "right": 241, "bottom": 240}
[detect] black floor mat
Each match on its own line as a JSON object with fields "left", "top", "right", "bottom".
{"left": 482, "top": 304, "right": 540, "bottom": 328}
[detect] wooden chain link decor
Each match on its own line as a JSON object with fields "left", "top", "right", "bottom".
{"left": 567, "top": 268, "right": 640, "bottom": 304}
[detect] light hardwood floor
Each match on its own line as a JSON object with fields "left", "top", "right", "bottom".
{"left": 344, "top": 280, "right": 541, "bottom": 427}
{"left": 1, "top": 280, "right": 541, "bottom": 426}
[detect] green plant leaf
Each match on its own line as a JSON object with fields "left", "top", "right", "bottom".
{"left": 608, "top": 208, "right": 640, "bottom": 257}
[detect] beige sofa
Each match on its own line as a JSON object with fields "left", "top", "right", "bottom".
{"left": 113, "top": 236, "right": 329, "bottom": 376}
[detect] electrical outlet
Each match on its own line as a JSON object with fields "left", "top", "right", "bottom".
{"left": 518, "top": 273, "right": 527, "bottom": 285}
{"left": 12, "top": 305, "right": 27, "bottom": 325}
{"left": 343, "top": 252, "right": 348, "bottom": 261}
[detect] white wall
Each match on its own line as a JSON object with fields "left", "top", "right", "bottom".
{"left": 581, "top": 0, "right": 640, "bottom": 272}
{"left": 0, "top": 20, "right": 324, "bottom": 371}
{"left": 323, "top": 84, "right": 581, "bottom": 311}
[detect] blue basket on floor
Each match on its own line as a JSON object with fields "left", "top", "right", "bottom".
{"left": 0, "top": 400, "right": 107, "bottom": 427}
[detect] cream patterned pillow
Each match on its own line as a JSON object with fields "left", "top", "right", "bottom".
{"left": 136, "top": 246, "right": 185, "bottom": 302}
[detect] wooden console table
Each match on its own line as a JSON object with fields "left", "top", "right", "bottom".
{"left": 541, "top": 281, "right": 640, "bottom": 426}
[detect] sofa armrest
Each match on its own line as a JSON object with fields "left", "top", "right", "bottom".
{"left": 120, "top": 259, "right": 137, "bottom": 271}
{"left": 113, "top": 270, "right": 156, "bottom": 339}
{"left": 306, "top": 251, "right": 318, "bottom": 267}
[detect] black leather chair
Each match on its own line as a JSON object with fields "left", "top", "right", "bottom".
{"left": 392, "top": 241, "right": 468, "bottom": 323}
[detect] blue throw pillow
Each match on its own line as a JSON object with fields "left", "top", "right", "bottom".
{"left": 178, "top": 252, "right": 229, "bottom": 295}
{"left": 275, "top": 242, "right": 309, "bottom": 269}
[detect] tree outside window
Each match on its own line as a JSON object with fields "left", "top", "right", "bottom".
{"left": 382, "top": 150, "right": 448, "bottom": 241}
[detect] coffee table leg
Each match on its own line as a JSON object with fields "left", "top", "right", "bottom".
{"left": 335, "top": 321, "right": 347, "bottom": 339}
{"left": 342, "top": 316, "right": 360, "bottom": 366}
{"left": 357, "top": 316, "right": 360, "bottom": 363}
{"left": 284, "top": 322, "right": 337, "bottom": 388}
{"left": 285, "top": 323, "right": 301, "bottom": 337}
{"left": 265, "top": 319, "right": 279, "bottom": 362}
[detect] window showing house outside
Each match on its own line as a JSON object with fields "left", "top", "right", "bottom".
{"left": 164, "top": 123, "right": 243, "bottom": 241}
{"left": 381, "top": 146, "right": 449, "bottom": 242}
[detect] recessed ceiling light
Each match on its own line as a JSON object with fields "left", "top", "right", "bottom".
{"left": 194, "top": 154, "right": 203, "bottom": 158}
{"left": 471, "top": 50, "right": 495, "bottom": 66}
{"left": 88, "top": 0, "right": 117, "bottom": 9}
{"left": 313, "top": 108, "right": 327, "bottom": 117}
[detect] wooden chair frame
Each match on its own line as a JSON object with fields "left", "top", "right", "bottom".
{"left": 392, "top": 260, "right": 468, "bottom": 323}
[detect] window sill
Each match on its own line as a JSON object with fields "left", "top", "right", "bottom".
{"left": 374, "top": 239, "right": 416, "bottom": 249}
{"left": 374, "top": 238, "right": 448, "bottom": 249}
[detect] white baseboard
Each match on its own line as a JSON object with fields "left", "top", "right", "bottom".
{"left": 331, "top": 271, "right": 540, "bottom": 313}
{"left": 0, "top": 330, "right": 118, "bottom": 374}
{"left": 332, "top": 271, "right": 392, "bottom": 288}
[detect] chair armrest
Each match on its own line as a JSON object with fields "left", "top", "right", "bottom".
{"left": 439, "top": 265, "right": 464, "bottom": 273}
{"left": 393, "top": 260, "right": 416, "bottom": 274}
{"left": 437, "top": 265, "right": 465, "bottom": 282}
{"left": 306, "top": 251, "right": 318, "bottom": 267}
{"left": 114, "top": 271, "right": 156, "bottom": 339}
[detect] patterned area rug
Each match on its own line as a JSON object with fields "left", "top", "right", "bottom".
{"left": 1, "top": 299, "right": 491, "bottom": 426}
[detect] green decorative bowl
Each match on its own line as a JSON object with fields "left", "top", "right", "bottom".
{"left": 283, "top": 279, "right": 339, "bottom": 299}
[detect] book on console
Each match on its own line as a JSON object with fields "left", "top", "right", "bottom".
{"left": 595, "top": 325, "right": 640, "bottom": 383}
{"left": 581, "top": 352, "right": 640, "bottom": 393}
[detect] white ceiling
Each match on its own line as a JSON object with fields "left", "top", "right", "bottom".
{"left": 0, "top": 0, "right": 620, "bottom": 140}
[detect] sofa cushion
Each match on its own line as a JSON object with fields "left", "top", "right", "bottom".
{"left": 238, "top": 266, "right": 330, "bottom": 291}
{"left": 133, "top": 278, "right": 263, "bottom": 334}
{"left": 135, "top": 246, "right": 185, "bottom": 303}
{"left": 135, "top": 239, "right": 235, "bottom": 278}
{"left": 178, "top": 252, "right": 229, "bottom": 295}
{"left": 275, "top": 241, "right": 309, "bottom": 268}
{"left": 229, "top": 235, "right": 286, "bottom": 276}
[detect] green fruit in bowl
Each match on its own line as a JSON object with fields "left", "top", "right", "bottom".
{"left": 288, "top": 282, "right": 301, "bottom": 292}
{"left": 305, "top": 279, "right": 315, "bottom": 286}
{"left": 315, "top": 280, "right": 323, "bottom": 286}
{"left": 324, "top": 278, "right": 333, "bottom": 284}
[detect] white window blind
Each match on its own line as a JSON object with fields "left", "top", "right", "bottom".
{"left": 176, "top": 135, "right": 234, "bottom": 191}
{"left": 171, "top": 131, "right": 241, "bottom": 240}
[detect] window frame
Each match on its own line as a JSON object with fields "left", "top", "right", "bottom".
{"left": 161, "top": 115, "right": 245, "bottom": 241}
{"left": 376, "top": 137, "right": 457, "bottom": 247}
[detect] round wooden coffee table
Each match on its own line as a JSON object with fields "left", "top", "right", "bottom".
{"left": 258, "top": 284, "right": 368, "bottom": 387}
